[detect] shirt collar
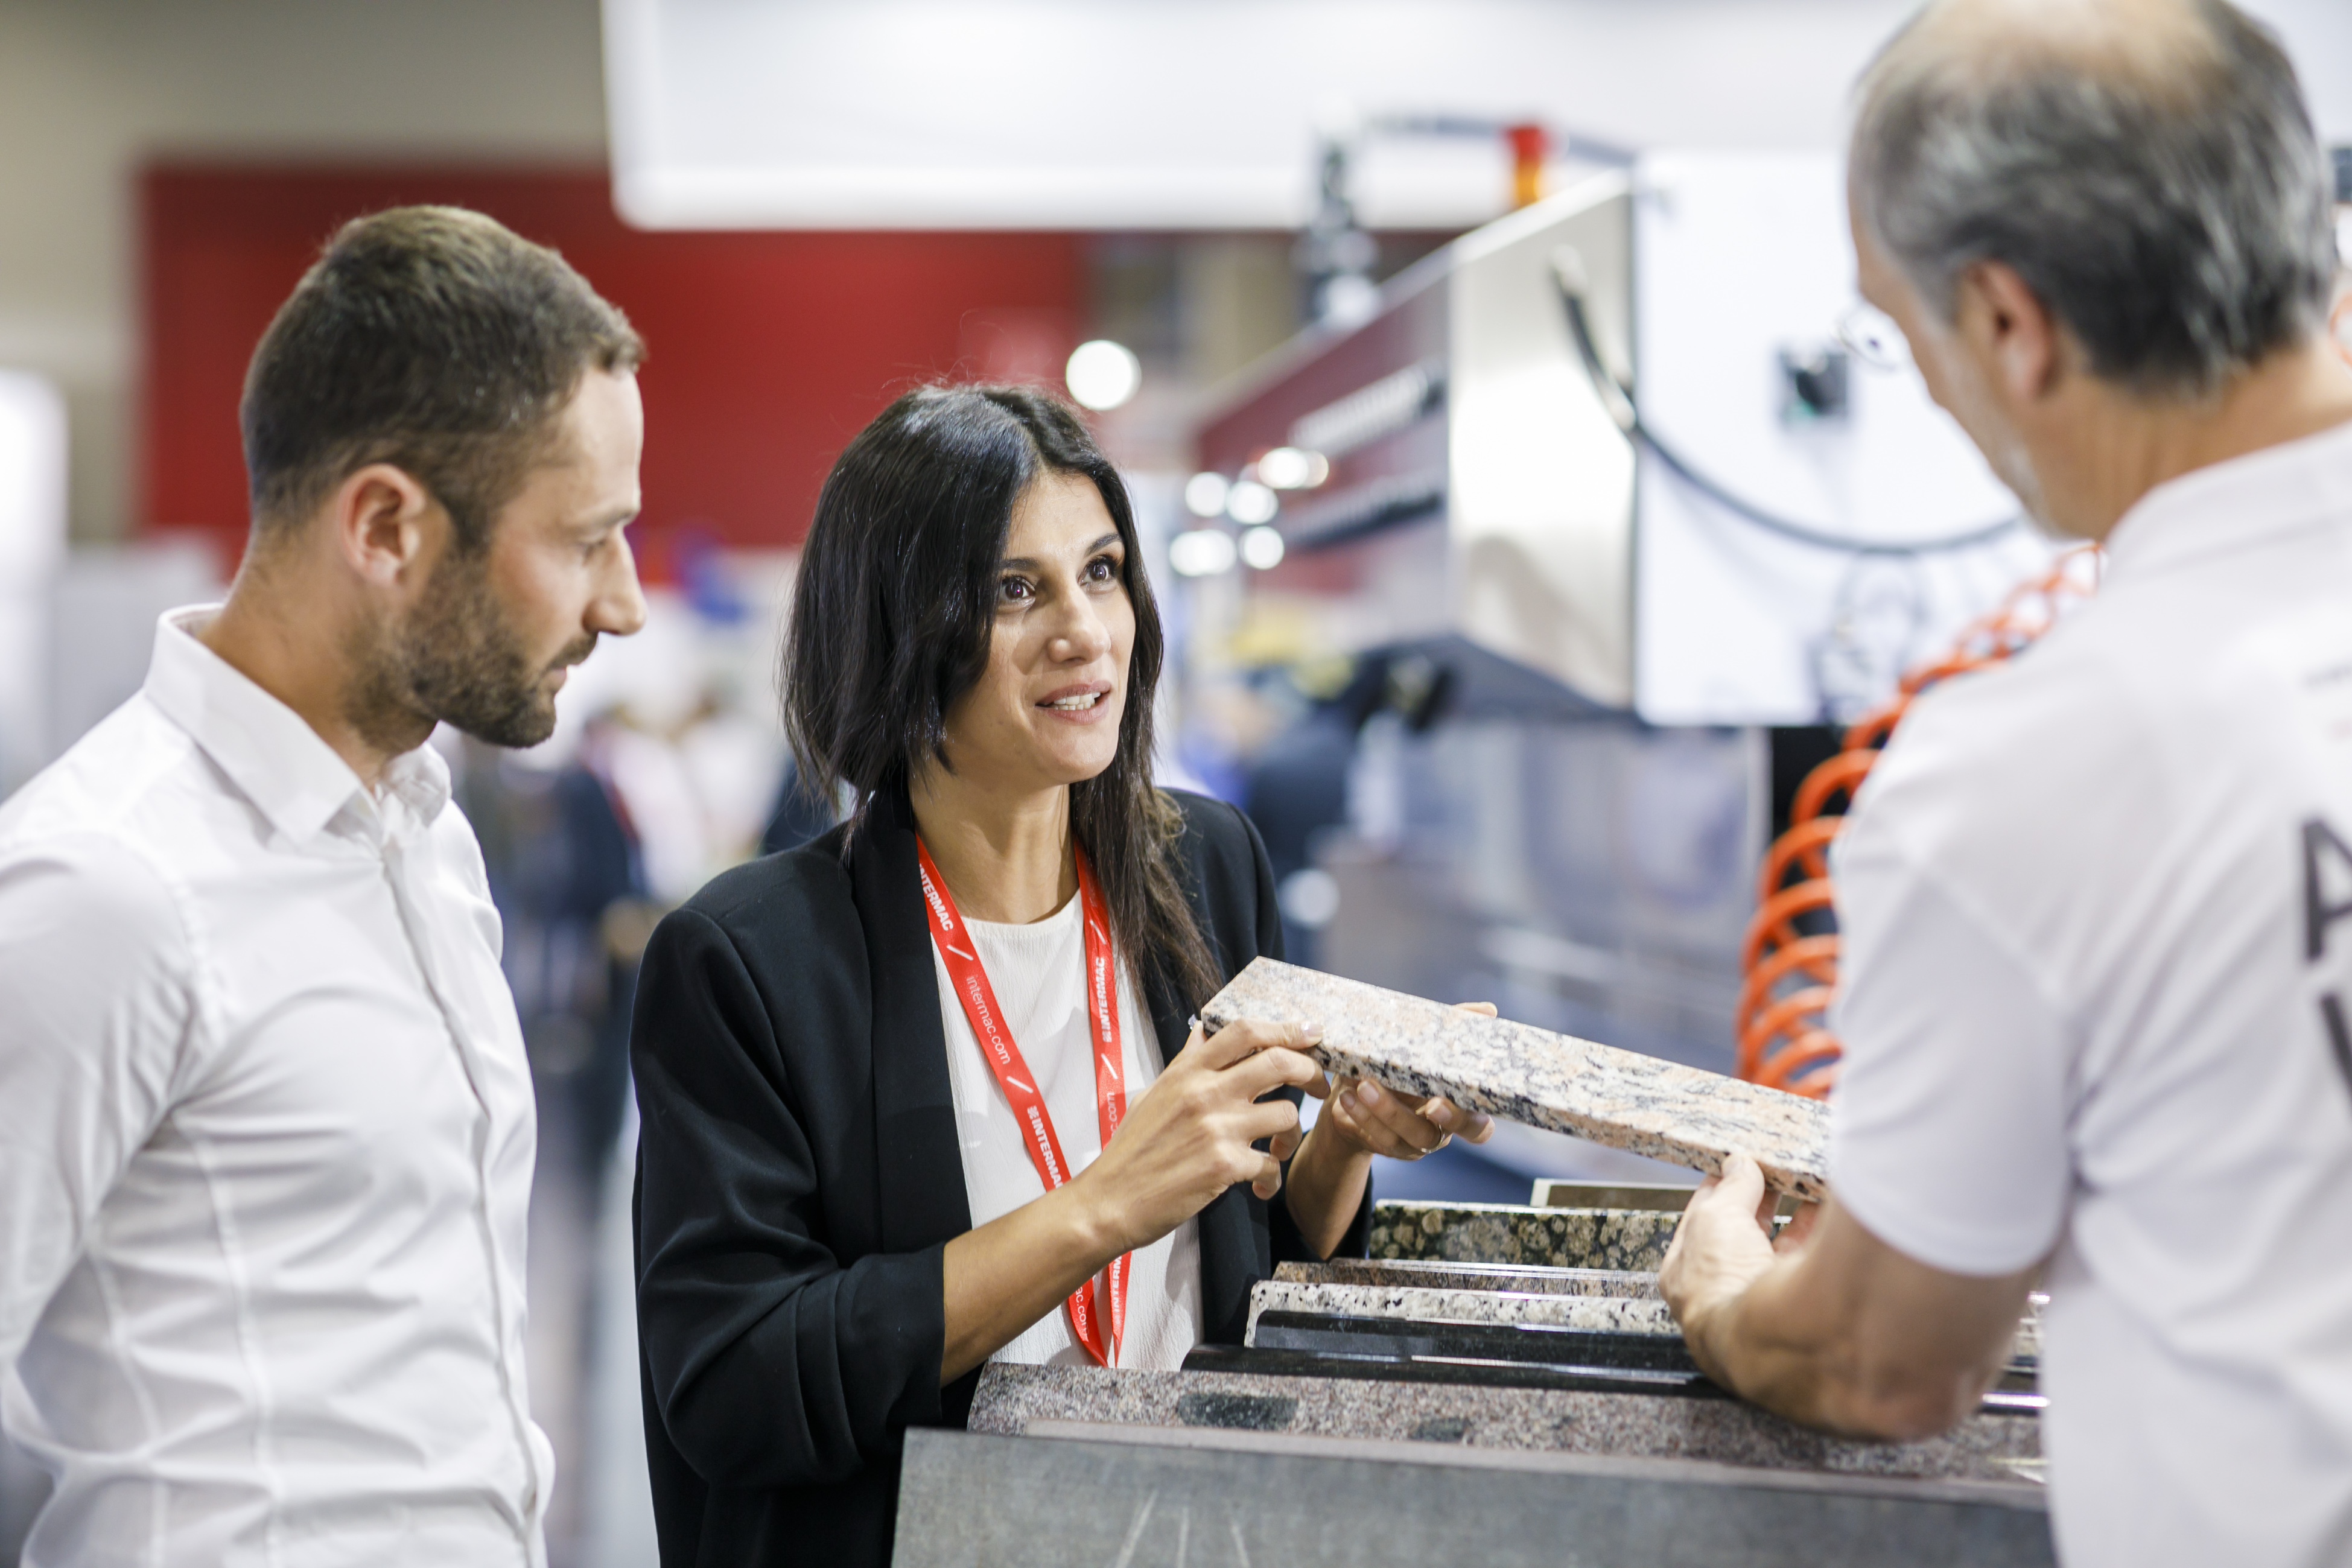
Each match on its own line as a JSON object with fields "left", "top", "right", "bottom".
{"left": 2101, "top": 414, "right": 2352, "bottom": 584}
{"left": 141, "top": 606, "right": 450, "bottom": 845}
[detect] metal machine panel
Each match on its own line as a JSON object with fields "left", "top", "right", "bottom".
{"left": 1630, "top": 153, "right": 2051, "bottom": 724}
{"left": 1198, "top": 258, "right": 1454, "bottom": 650}
{"left": 1449, "top": 176, "right": 1636, "bottom": 706}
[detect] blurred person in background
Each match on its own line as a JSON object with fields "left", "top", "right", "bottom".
{"left": 629, "top": 386, "right": 1494, "bottom": 1567}
{"left": 0, "top": 207, "right": 646, "bottom": 1566}
{"left": 454, "top": 712, "right": 656, "bottom": 1190}
{"left": 1659, "top": 2, "right": 2352, "bottom": 1564}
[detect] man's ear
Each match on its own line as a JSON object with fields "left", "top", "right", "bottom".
{"left": 1953, "top": 260, "right": 2062, "bottom": 406}
{"left": 328, "top": 463, "right": 440, "bottom": 588}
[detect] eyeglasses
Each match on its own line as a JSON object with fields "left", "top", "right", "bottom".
{"left": 1834, "top": 301, "right": 1912, "bottom": 371}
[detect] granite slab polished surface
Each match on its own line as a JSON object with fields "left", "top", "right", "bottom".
{"left": 1248, "top": 1280, "right": 1682, "bottom": 1341}
{"left": 1203, "top": 959, "right": 1830, "bottom": 1199}
{"left": 1274, "top": 1257, "right": 1660, "bottom": 1298}
{"left": 1368, "top": 1199, "right": 1685, "bottom": 1270}
{"left": 968, "top": 1363, "right": 2042, "bottom": 1485}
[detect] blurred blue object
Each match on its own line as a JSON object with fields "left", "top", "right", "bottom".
{"left": 1369, "top": 1141, "right": 1533, "bottom": 1204}
{"left": 669, "top": 525, "right": 749, "bottom": 625}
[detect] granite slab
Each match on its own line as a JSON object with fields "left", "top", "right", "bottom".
{"left": 968, "top": 1362, "right": 2042, "bottom": 1485}
{"left": 1274, "top": 1257, "right": 1660, "bottom": 1298}
{"left": 1248, "top": 1280, "right": 1681, "bottom": 1342}
{"left": 1368, "top": 1199, "right": 1685, "bottom": 1270}
{"left": 1203, "top": 959, "right": 1831, "bottom": 1199}
{"left": 1256, "top": 1278, "right": 2045, "bottom": 1371}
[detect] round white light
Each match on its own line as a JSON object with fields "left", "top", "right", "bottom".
{"left": 1239, "top": 525, "right": 1286, "bottom": 570}
{"left": 1320, "top": 275, "right": 1382, "bottom": 329}
{"left": 1256, "top": 446, "right": 1329, "bottom": 490}
{"left": 1183, "top": 472, "right": 1231, "bottom": 518}
{"left": 1065, "top": 339, "right": 1142, "bottom": 411}
{"left": 1278, "top": 867, "right": 1341, "bottom": 929}
{"left": 1226, "top": 479, "right": 1279, "bottom": 525}
{"left": 1167, "top": 528, "right": 1238, "bottom": 577}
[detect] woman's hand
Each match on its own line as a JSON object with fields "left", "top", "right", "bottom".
{"left": 941, "top": 1016, "right": 1320, "bottom": 1381}
{"left": 1075, "top": 1016, "right": 1325, "bottom": 1255}
{"left": 1282, "top": 1001, "right": 1499, "bottom": 1259}
{"left": 1314, "top": 1000, "right": 1498, "bottom": 1160}
{"left": 1315, "top": 1076, "right": 1496, "bottom": 1160}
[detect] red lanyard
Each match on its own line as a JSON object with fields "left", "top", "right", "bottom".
{"left": 917, "top": 839, "right": 1130, "bottom": 1368}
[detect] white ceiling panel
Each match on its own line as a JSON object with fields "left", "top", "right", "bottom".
{"left": 603, "top": 0, "right": 2352, "bottom": 231}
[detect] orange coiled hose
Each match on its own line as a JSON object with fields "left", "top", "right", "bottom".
{"left": 1736, "top": 548, "right": 2100, "bottom": 1097}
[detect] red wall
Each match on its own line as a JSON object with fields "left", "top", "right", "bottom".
{"left": 140, "top": 165, "right": 1086, "bottom": 568}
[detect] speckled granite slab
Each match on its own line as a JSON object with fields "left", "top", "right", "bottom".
{"left": 1368, "top": 1200, "right": 1685, "bottom": 1270}
{"left": 1204, "top": 959, "right": 1830, "bottom": 1199}
{"left": 969, "top": 1363, "right": 2041, "bottom": 1485}
{"left": 1274, "top": 1258, "right": 1659, "bottom": 1298}
{"left": 1248, "top": 1281, "right": 1680, "bottom": 1342}
{"left": 1251, "top": 1278, "right": 2043, "bottom": 1369}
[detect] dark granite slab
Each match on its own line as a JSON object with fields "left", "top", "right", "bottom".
{"left": 1188, "top": 1343, "right": 1711, "bottom": 1401}
{"left": 1232, "top": 1324, "right": 2047, "bottom": 1411}
{"left": 1247, "top": 1314, "right": 1706, "bottom": 1382}
{"left": 1203, "top": 958, "right": 1831, "bottom": 1199}
{"left": 968, "top": 1362, "right": 2044, "bottom": 1485}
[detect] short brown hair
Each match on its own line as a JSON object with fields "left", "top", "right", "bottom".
{"left": 240, "top": 205, "right": 644, "bottom": 551}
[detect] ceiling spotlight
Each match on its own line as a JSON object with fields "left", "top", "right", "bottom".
{"left": 1065, "top": 339, "right": 1142, "bottom": 411}
{"left": 1256, "top": 447, "right": 1329, "bottom": 490}
{"left": 1183, "top": 472, "right": 1231, "bottom": 518}
{"left": 1226, "top": 479, "right": 1279, "bottom": 525}
{"left": 1168, "top": 528, "right": 1238, "bottom": 577}
{"left": 1239, "top": 525, "right": 1286, "bottom": 570}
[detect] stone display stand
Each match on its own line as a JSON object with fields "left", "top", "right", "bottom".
{"left": 931, "top": 1196, "right": 2048, "bottom": 1567}
{"left": 1203, "top": 959, "right": 1831, "bottom": 1198}
{"left": 894, "top": 1426, "right": 2055, "bottom": 1568}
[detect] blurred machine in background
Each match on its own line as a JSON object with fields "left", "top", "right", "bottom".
{"left": 1187, "top": 152, "right": 2051, "bottom": 1182}
{"left": 0, "top": 375, "right": 65, "bottom": 799}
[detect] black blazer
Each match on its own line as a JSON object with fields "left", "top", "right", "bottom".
{"left": 629, "top": 787, "right": 1370, "bottom": 1567}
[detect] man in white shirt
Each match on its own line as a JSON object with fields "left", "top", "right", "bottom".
{"left": 0, "top": 206, "right": 647, "bottom": 1566}
{"left": 1659, "top": 2, "right": 2352, "bottom": 1564}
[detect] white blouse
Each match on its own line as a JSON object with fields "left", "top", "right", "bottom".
{"left": 930, "top": 891, "right": 1204, "bottom": 1370}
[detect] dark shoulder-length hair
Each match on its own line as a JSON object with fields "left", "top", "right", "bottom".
{"left": 782, "top": 383, "right": 1222, "bottom": 1011}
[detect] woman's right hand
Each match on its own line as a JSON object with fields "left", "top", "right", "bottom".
{"left": 940, "top": 1017, "right": 1320, "bottom": 1382}
{"left": 1075, "top": 1017, "right": 1324, "bottom": 1255}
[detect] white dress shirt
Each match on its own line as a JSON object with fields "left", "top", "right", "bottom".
{"left": 933, "top": 893, "right": 1204, "bottom": 1370}
{"left": 1827, "top": 420, "right": 2352, "bottom": 1567}
{"left": 0, "top": 608, "right": 551, "bottom": 1567}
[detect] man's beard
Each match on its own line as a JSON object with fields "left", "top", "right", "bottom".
{"left": 348, "top": 552, "right": 596, "bottom": 754}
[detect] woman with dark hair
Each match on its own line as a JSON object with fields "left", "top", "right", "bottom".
{"left": 629, "top": 384, "right": 1490, "bottom": 1566}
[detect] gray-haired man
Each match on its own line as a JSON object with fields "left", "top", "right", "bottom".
{"left": 1659, "top": 2, "right": 2352, "bottom": 1564}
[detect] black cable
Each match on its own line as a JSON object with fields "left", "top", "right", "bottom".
{"left": 1554, "top": 284, "right": 2026, "bottom": 557}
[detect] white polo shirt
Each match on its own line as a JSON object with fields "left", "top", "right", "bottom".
{"left": 0, "top": 609, "right": 551, "bottom": 1566}
{"left": 1828, "top": 420, "right": 2352, "bottom": 1567}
